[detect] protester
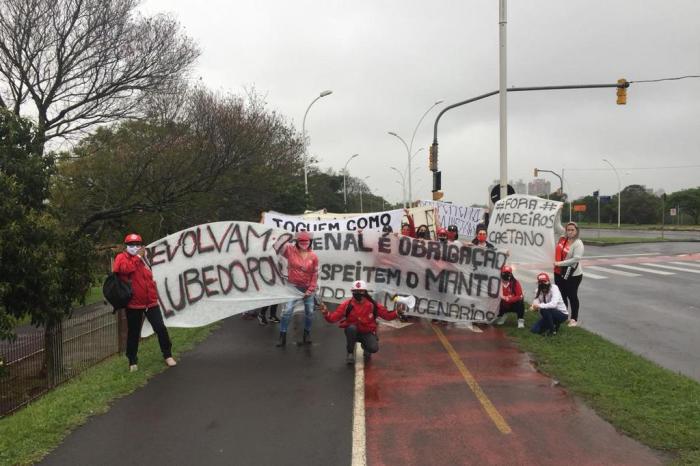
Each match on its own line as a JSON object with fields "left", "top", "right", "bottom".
{"left": 400, "top": 208, "right": 416, "bottom": 237}
{"left": 320, "top": 280, "right": 403, "bottom": 364}
{"left": 493, "top": 265, "right": 525, "bottom": 328}
{"left": 554, "top": 221, "right": 584, "bottom": 327}
{"left": 277, "top": 230, "right": 319, "bottom": 347}
{"left": 415, "top": 224, "right": 431, "bottom": 239}
{"left": 436, "top": 227, "right": 449, "bottom": 242}
{"left": 113, "top": 233, "right": 176, "bottom": 372}
{"left": 529, "top": 272, "right": 568, "bottom": 336}
{"left": 447, "top": 225, "right": 459, "bottom": 241}
{"left": 257, "top": 304, "right": 280, "bottom": 325}
{"left": 471, "top": 226, "right": 495, "bottom": 248}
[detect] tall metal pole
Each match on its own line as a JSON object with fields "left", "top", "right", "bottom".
{"left": 603, "top": 158, "right": 621, "bottom": 228}
{"left": 360, "top": 176, "right": 370, "bottom": 213}
{"left": 390, "top": 167, "right": 407, "bottom": 208}
{"left": 407, "top": 100, "right": 443, "bottom": 205}
{"left": 498, "top": 0, "right": 508, "bottom": 200}
{"left": 343, "top": 153, "right": 359, "bottom": 212}
{"left": 302, "top": 90, "right": 333, "bottom": 202}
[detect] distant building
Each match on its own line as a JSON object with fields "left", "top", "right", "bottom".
{"left": 490, "top": 179, "right": 527, "bottom": 195}
{"left": 528, "top": 179, "right": 551, "bottom": 196}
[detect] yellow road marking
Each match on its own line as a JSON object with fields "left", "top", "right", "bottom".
{"left": 432, "top": 325, "right": 512, "bottom": 434}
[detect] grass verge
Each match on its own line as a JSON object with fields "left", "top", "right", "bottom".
{"left": 0, "top": 325, "right": 217, "bottom": 466}
{"left": 503, "top": 313, "right": 700, "bottom": 465}
{"left": 583, "top": 236, "right": 669, "bottom": 245}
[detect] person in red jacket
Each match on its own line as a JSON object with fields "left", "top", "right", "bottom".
{"left": 276, "top": 230, "right": 319, "bottom": 347}
{"left": 113, "top": 233, "right": 176, "bottom": 372}
{"left": 492, "top": 265, "right": 525, "bottom": 328}
{"left": 321, "top": 280, "right": 403, "bottom": 364}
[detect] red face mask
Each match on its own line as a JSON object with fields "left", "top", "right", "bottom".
{"left": 477, "top": 232, "right": 487, "bottom": 242}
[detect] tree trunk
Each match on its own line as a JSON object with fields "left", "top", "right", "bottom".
{"left": 44, "top": 321, "right": 64, "bottom": 388}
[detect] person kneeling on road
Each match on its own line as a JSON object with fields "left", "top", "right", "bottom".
{"left": 493, "top": 265, "right": 525, "bottom": 328}
{"left": 529, "top": 272, "right": 568, "bottom": 336}
{"left": 320, "top": 281, "right": 404, "bottom": 364}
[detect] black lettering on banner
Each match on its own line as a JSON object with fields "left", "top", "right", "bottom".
{"left": 324, "top": 232, "right": 342, "bottom": 251}
{"left": 272, "top": 218, "right": 283, "bottom": 227}
{"left": 149, "top": 243, "right": 167, "bottom": 267}
{"left": 246, "top": 258, "right": 261, "bottom": 291}
{"left": 343, "top": 264, "right": 355, "bottom": 282}
{"left": 426, "top": 241, "right": 441, "bottom": 261}
{"left": 196, "top": 227, "right": 216, "bottom": 254}
{"left": 378, "top": 237, "right": 391, "bottom": 254}
{"left": 357, "top": 234, "right": 373, "bottom": 252}
{"left": 346, "top": 219, "right": 356, "bottom": 230}
{"left": 406, "top": 271, "right": 419, "bottom": 289}
{"left": 163, "top": 275, "right": 186, "bottom": 311}
{"left": 425, "top": 269, "right": 444, "bottom": 292}
{"left": 398, "top": 236, "right": 411, "bottom": 256}
{"left": 387, "top": 268, "right": 401, "bottom": 286}
{"left": 488, "top": 276, "right": 500, "bottom": 298}
{"left": 273, "top": 232, "right": 294, "bottom": 254}
{"left": 182, "top": 230, "right": 198, "bottom": 257}
{"left": 357, "top": 217, "right": 368, "bottom": 229}
{"left": 183, "top": 268, "right": 204, "bottom": 303}
{"left": 246, "top": 225, "right": 274, "bottom": 252}
{"left": 217, "top": 265, "right": 233, "bottom": 294}
{"left": 201, "top": 265, "right": 219, "bottom": 297}
{"left": 229, "top": 260, "right": 249, "bottom": 292}
{"left": 329, "top": 223, "right": 341, "bottom": 231}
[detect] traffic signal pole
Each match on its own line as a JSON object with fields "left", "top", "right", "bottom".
{"left": 429, "top": 80, "right": 629, "bottom": 198}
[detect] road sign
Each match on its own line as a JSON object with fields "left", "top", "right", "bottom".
{"left": 490, "top": 184, "right": 515, "bottom": 204}
{"left": 573, "top": 204, "right": 587, "bottom": 212}
{"left": 670, "top": 208, "right": 677, "bottom": 216}
{"left": 599, "top": 195, "right": 612, "bottom": 203}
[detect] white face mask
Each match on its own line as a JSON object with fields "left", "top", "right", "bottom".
{"left": 126, "top": 245, "right": 141, "bottom": 256}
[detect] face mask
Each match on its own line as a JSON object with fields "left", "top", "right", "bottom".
{"left": 501, "top": 273, "right": 511, "bottom": 281}
{"left": 538, "top": 282, "right": 550, "bottom": 292}
{"left": 297, "top": 240, "right": 310, "bottom": 249}
{"left": 438, "top": 236, "right": 447, "bottom": 242}
{"left": 126, "top": 245, "right": 141, "bottom": 255}
{"left": 477, "top": 233, "right": 487, "bottom": 242}
{"left": 352, "top": 292, "right": 364, "bottom": 301}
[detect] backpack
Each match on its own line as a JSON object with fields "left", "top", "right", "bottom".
{"left": 103, "top": 272, "right": 132, "bottom": 312}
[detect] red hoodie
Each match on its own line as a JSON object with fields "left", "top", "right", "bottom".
{"left": 500, "top": 278, "right": 523, "bottom": 305}
{"left": 282, "top": 243, "right": 318, "bottom": 293}
{"left": 113, "top": 252, "right": 159, "bottom": 309}
{"left": 325, "top": 297, "right": 398, "bottom": 334}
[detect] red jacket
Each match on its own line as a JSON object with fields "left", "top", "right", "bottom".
{"left": 282, "top": 243, "right": 318, "bottom": 293}
{"left": 500, "top": 278, "right": 523, "bottom": 305}
{"left": 113, "top": 252, "right": 159, "bottom": 309}
{"left": 325, "top": 298, "right": 398, "bottom": 334}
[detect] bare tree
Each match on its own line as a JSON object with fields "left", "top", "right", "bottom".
{"left": 0, "top": 0, "right": 199, "bottom": 147}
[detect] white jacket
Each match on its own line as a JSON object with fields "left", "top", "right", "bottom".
{"left": 532, "top": 284, "right": 568, "bottom": 314}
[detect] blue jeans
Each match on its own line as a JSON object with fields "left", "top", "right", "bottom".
{"left": 531, "top": 309, "right": 568, "bottom": 334}
{"left": 280, "top": 294, "right": 314, "bottom": 333}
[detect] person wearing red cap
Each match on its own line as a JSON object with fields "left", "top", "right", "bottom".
{"left": 113, "top": 233, "right": 176, "bottom": 372}
{"left": 276, "top": 230, "right": 319, "bottom": 347}
{"left": 320, "top": 280, "right": 403, "bottom": 364}
{"left": 446, "top": 225, "right": 459, "bottom": 241}
{"left": 529, "top": 272, "right": 568, "bottom": 336}
{"left": 436, "top": 227, "right": 449, "bottom": 242}
{"left": 493, "top": 265, "right": 525, "bottom": 328}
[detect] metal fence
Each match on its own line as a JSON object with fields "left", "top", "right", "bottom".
{"left": 0, "top": 305, "right": 121, "bottom": 417}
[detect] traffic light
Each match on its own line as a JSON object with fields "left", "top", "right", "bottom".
{"left": 593, "top": 190, "right": 599, "bottom": 197}
{"left": 432, "top": 170, "right": 442, "bottom": 192}
{"left": 533, "top": 168, "right": 539, "bottom": 177}
{"left": 429, "top": 144, "right": 438, "bottom": 171}
{"left": 616, "top": 78, "right": 628, "bottom": 105}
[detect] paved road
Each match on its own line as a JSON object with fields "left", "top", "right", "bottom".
{"left": 515, "top": 242, "right": 700, "bottom": 382}
{"left": 581, "top": 228, "right": 700, "bottom": 241}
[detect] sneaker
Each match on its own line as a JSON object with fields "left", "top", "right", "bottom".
{"left": 165, "top": 357, "right": 177, "bottom": 367}
{"left": 129, "top": 364, "right": 138, "bottom": 372}
{"left": 269, "top": 316, "right": 280, "bottom": 323}
{"left": 517, "top": 319, "right": 525, "bottom": 329}
{"left": 568, "top": 319, "right": 578, "bottom": 327}
{"left": 346, "top": 352, "right": 355, "bottom": 365}
{"left": 495, "top": 315, "right": 507, "bottom": 325}
{"left": 257, "top": 314, "right": 268, "bottom": 326}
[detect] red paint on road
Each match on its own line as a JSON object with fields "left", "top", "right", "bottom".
{"left": 364, "top": 322, "right": 666, "bottom": 466}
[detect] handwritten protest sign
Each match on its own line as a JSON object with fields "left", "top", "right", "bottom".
{"left": 418, "top": 200, "right": 484, "bottom": 239}
{"left": 145, "top": 222, "right": 506, "bottom": 331}
{"left": 488, "top": 195, "right": 563, "bottom": 266}
{"left": 262, "top": 209, "right": 404, "bottom": 233}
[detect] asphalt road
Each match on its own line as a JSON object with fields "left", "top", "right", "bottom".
{"left": 574, "top": 242, "right": 700, "bottom": 382}
{"left": 581, "top": 228, "right": 700, "bottom": 241}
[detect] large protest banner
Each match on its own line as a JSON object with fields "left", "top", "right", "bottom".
{"left": 145, "top": 222, "right": 299, "bottom": 332}
{"left": 310, "top": 230, "right": 505, "bottom": 323}
{"left": 261, "top": 209, "right": 404, "bottom": 233}
{"left": 488, "top": 195, "right": 563, "bottom": 266}
{"left": 418, "top": 200, "right": 484, "bottom": 239}
{"left": 144, "top": 222, "right": 506, "bottom": 330}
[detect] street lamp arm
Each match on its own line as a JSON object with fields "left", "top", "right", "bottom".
{"left": 534, "top": 168, "right": 563, "bottom": 194}
{"left": 409, "top": 100, "right": 444, "bottom": 153}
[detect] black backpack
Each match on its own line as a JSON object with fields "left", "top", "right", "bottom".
{"left": 103, "top": 272, "right": 132, "bottom": 312}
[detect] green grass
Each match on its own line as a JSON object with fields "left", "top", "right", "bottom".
{"left": 504, "top": 313, "right": 700, "bottom": 465}
{"left": 0, "top": 325, "right": 216, "bottom": 466}
{"left": 583, "top": 236, "right": 669, "bottom": 245}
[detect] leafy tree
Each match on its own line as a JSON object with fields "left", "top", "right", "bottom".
{"left": 617, "top": 185, "right": 661, "bottom": 224}
{"left": 0, "top": 108, "right": 94, "bottom": 342}
{"left": 0, "top": 0, "right": 199, "bottom": 146}
{"left": 667, "top": 187, "right": 700, "bottom": 224}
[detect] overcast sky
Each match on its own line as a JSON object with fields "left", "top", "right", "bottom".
{"left": 142, "top": 0, "right": 700, "bottom": 207}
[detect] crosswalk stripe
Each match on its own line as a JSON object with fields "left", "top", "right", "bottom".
{"left": 641, "top": 263, "right": 700, "bottom": 274}
{"left": 582, "top": 271, "right": 607, "bottom": 280}
{"left": 669, "top": 261, "right": 700, "bottom": 269}
{"left": 586, "top": 265, "right": 640, "bottom": 277}
{"left": 612, "top": 264, "right": 675, "bottom": 275}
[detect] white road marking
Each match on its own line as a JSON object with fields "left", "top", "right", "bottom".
{"left": 586, "top": 265, "right": 641, "bottom": 277}
{"left": 582, "top": 271, "right": 607, "bottom": 280}
{"left": 669, "top": 261, "right": 700, "bottom": 269}
{"left": 612, "top": 264, "right": 675, "bottom": 275}
{"left": 641, "top": 263, "right": 700, "bottom": 274}
{"left": 352, "top": 345, "right": 366, "bottom": 466}
{"left": 582, "top": 253, "right": 659, "bottom": 259}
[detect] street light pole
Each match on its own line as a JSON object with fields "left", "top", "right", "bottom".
{"left": 390, "top": 166, "right": 407, "bottom": 208}
{"left": 602, "top": 158, "right": 621, "bottom": 228}
{"left": 389, "top": 100, "right": 443, "bottom": 208}
{"left": 343, "top": 153, "right": 359, "bottom": 212}
{"left": 302, "top": 90, "right": 333, "bottom": 203}
{"left": 359, "top": 176, "right": 370, "bottom": 213}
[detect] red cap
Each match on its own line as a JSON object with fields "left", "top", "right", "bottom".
{"left": 536, "top": 272, "right": 550, "bottom": 283}
{"left": 501, "top": 265, "right": 513, "bottom": 274}
{"left": 437, "top": 227, "right": 448, "bottom": 237}
{"left": 124, "top": 233, "right": 142, "bottom": 244}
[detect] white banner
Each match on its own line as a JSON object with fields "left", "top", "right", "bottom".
{"left": 418, "top": 200, "right": 484, "bottom": 239}
{"left": 261, "top": 209, "right": 404, "bottom": 233}
{"left": 488, "top": 195, "right": 563, "bottom": 266}
{"left": 144, "top": 222, "right": 506, "bottom": 331}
